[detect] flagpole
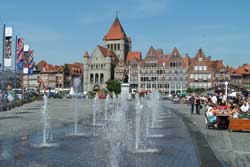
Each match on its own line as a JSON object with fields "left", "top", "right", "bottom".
{"left": 2, "top": 24, "right": 5, "bottom": 72}
{"left": 14, "top": 35, "right": 17, "bottom": 101}
{"left": 1, "top": 24, "right": 5, "bottom": 92}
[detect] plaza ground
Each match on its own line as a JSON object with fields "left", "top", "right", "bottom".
{"left": 0, "top": 98, "right": 249, "bottom": 166}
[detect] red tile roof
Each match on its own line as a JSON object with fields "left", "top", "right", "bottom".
{"left": 97, "top": 45, "right": 116, "bottom": 57}
{"left": 97, "top": 45, "right": 118, "bottom": 65}
{"left": 103, "top": 17, "right": 128, "bottom": 40}
{"left": 212, "top": 60, "right": 225, "bottom": 70}
{"left": 127, "top": 52, "right": 142, "bottom": 61}
{"left": 236, "top": 64, "right": 250, "bottom": 75}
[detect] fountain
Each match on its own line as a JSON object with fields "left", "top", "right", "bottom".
{"left": 145, "top": 92, "right": 165, "bottom": 138}
{"left": 104, "top": 91, "right": 128, "bottom": 167}
{"left": 68, "top": 78, "right": 87, "bottom": 136}
{"left": 91, "top": 93, "right": 103, "bottom": 127}
{"left": 104, "top": 94, "right": 110, "bottom": 121}
{"left": 34, "top": 95, "right": 57, "bottom": 148}
{"left": 132, "top": 94, "right": 159, "bottom": 153}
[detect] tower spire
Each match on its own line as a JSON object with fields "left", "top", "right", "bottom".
{"left": 115, "top": 10, "right": 119, "bottom": 18}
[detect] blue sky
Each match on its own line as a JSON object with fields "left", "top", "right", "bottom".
{"left": 0, "top": 0, "right": 249, "bottom": 67}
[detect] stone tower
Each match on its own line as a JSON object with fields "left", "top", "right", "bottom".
{"left": 103, "top": 17, "right": 131, "bottom": 62}
{"left": 83, "top": 51, "right": 89, "bottom": 92}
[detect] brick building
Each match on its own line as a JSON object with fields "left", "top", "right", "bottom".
{"left": 231, "top": 64, "right": 250, "bottom": 90}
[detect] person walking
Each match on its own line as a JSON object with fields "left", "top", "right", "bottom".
{"left": 195, "top": 96, "right": 201, "bottom": 114}
{"left": 189, "top": 94, "right": 195, "bottom": 114}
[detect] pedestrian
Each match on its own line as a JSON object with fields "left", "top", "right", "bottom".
{"left": 189, "top": 94, "right": 195, "bottom": 114}
{"left": 195, "top": 96, "right": 201, "bottom": 114}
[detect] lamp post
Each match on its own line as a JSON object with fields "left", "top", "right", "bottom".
{"left": 163, "top": 63, "right": 165, "bottom": 94}
{"left": 225, "top": 81, "right": 228, "bottom": 103}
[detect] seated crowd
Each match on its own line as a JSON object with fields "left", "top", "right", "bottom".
{"left": 189, "top": 93, "right": 250, "bottom": 129}
{"left": 207, "top": 95, "right": 249, "bottom": 128}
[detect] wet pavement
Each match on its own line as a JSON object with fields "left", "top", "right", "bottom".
{"left": 0, "top": 98, "right": 202, "bottom": 167}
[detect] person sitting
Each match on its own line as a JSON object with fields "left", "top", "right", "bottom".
{"left": 206, "top": 104, "right": 221, "bottom": 128}
{"left": 240, "top": 100, "right": 249, "bottom": 113}
{"left": 218, "top": 101, "right": 227, "bottom": 111}
{"left": 229, "top": 104, "right": 240, "bottom": 118}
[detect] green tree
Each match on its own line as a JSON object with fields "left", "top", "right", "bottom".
{"left": 186, "top": 87, "right": 194, "bottom": 93}
{"left": 106, "top": 79, "right": 121, "bottom": 94}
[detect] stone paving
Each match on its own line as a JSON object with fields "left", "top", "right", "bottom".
{"left": 0, "top": 98, "right": 201, "bottom": 167}
{"left": 164, "top": 100, "right": 250, "bottom": 167}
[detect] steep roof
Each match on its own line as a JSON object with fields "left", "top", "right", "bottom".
{"left": 236, "top": 64, "right": 250, "bottom": 75}
{"left": 97, "top": 45, "right": 118, "bottom": 65}
{"left": 127, "top": 52, "right": 142, "bottom": 61}
{"left": 84, "top": 51, "right": 89, "bottom": 58}
{"left": 195, "top": 48, "right": 206, "bottom": 58}
{"left": 212, "top": 60, "right": 225, "bottom": 70}
{"left": 169, "top": 47, "right": 182, "bottom": 60}
{"left": 103, "top": 17, "right": 128, "bottom": 40}
{"left": 97, "top": 45, "right": 116, "bottom": 57}
{"left": 145, "top": 46, "right": 159, "bottom": 57}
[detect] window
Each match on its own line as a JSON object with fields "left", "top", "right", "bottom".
{"left": 190, "top": 74, "right": 194, "bottom": 79}
{"left": 111, "top": 44, "right": 113, "bottom": 50}
{"left": 203, "top": 74, "right": 207, "bottom": 80}
{"left": 199, "top": 66, "right": 202, "bottom": 71}
{"left": 107, "top": 44, "right": 110, "bottom": 49}
{"left": 100, "top": 73, "right": 104, "bottom": 83}
{"left": 194, "top": 66, "right": 198, "bottom": 71}
{"left": 203, "top": 66, "right": 207, "bottom": 71}
{"left": 199, "top": 74, "right": 202, "bottom": 79}
{"left": 208, "top": 74, "right": 212, "bottom": 79}
{"left": 208, "top": 82, "right": 212, "bottom": 87}
{"left": 114, "top": 44, "right": 117, "bottom": 50}
{"left": 117, "top": 44, "right": 120, "bottom": 50}
{"left": 198, "top": 57, "right": 203, "bottom": 62}
{"left": 95, "top": 74, "right": 99, "bottom": 83}
{"left": 195, "top": 74, "right": 198, "bottom": 80}
{"left": 90, "top": 74, "right": 94, "bottom": 83}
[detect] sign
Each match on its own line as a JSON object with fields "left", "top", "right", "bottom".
{"left": 24, "top": 45, "right": 29, "bottom": 52}
{"left": 23, "top": 68, "right": 28, "bottom": 74}
{"left": 5, "top": 27, "right": 12, "bottom": 37}
{"left": 4, "top": 59, "right": 11, "bottom": 66}
{"left": 4, "top": 30, "right": 12, "bottom": 67}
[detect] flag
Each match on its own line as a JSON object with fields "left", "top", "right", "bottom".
{"left": 28, "top": 50, "right": 34, "bottom": 75}
{"left": 16, "top": 38, "right": 24, "bottom": 71}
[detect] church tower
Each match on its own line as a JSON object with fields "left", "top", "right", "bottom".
{"left": 103, "top": 17, "right": 131, "bottom": 62}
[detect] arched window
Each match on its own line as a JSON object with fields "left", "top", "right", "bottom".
{"left": 95, "top": 73, "right": 99, "bottom": 83}
{"left": 90, "top": 74, "right": 94, "bottom": 83}
{"left": 100, "top": 73, "right": 104, "bottom": 83}
{"left": 111, "top": 44, "right": 113, "bottom": 50}
{"left": 114, "top": 44, "right": 117, "bottom": 50}
{"left": 107, "top": 44, "right": 110, "bottom": 49}
{"left": 117, "top": 44, "right": 120, "bottom": 50}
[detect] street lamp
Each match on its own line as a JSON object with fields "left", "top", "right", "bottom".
{"left": 225, "top": 81, "right": 229, "bottom": 102}
{"left": 163, "top": 63, "right": 165, "bottom": 93}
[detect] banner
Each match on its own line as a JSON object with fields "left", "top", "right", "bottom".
{"left": 28, "top": 50, "right": 35, "bottom": 75}
{"left": 16, "top": 38, "right": 24, "bottom": 71}
{"left": 23, "top": 45, "right": 29, "bottom": 69}
{"left": 4, "top": 27, "right": 13, "bottom": 67}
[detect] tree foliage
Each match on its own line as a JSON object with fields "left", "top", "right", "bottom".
{"left": 106, "top": 79, "right": 121, "bottom": 94}
{"left": 186, "top": 87, "right": 206, "bottom": 94}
